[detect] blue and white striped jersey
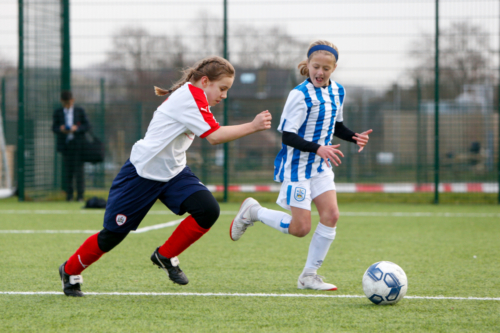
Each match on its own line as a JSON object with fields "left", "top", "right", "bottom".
{"left": 274, "top": 79, "right": 345, "bottom": 182}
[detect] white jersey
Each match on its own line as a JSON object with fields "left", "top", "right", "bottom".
{"left": 274, "top": 79, "right": 345, "bottom": 182}
{"left": 130, "top": 82, "right": 220, "bottom": 182}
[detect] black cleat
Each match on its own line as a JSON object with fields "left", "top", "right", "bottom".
{"left": 151, "top": 247, "right": 189, "bottom": 285}
{"left": 59, "top": 261, "right": 84, "bottom": 297}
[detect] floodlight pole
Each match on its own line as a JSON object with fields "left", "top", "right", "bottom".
{"left": 433, "top": 0, "right": 440, "bottom": 204}
{"left": 223, "top": 0, "right": 229, "bottom": 202}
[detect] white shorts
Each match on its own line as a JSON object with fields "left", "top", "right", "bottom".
{"left": 276, "top": 168, "right": 336, "bottom": 211}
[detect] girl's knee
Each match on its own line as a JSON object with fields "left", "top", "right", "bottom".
{"left": 332, "top": 210, "right": 340, "bottom": 224}
{"left": 292, "top": 222, "right": 311, "bottom": 237}
{"left": 320, "top": 210, "right": 339, "bottom": 228}
{"left": 181, "top": 191, "right": 220, "bottom": 229}
{"left": 204, "top": 201, "right": 220, "bottom": 225}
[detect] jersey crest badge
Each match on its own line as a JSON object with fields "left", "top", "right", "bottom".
{"left": 116, "top": 214, "right": 127, "bottom": 226}
{"left": 294, "top": 187, "right": 306, "bottom": 202}
{"left": 334, "top": 95, "right": 340, "bottom": 107}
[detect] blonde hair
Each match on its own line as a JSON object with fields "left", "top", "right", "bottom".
{"left": 154, "top": 56, "right": 235, "bottom": 96}
{"left": 298, "top": 40, "right": 339, "bottom": 77}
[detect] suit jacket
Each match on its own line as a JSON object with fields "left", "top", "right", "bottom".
{"left": 52, "top": 106, "right": 90, "bottom": 154}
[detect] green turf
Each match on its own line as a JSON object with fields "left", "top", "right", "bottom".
{"left": 31, "top": 188, "right": 500, "bottom": 204}
{"left": 0, "top": 198, "right": 499, "bottom": 332}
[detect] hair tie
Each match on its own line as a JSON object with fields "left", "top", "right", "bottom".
{"left": 307, "top": 45, "right": 338, "bottom": 61}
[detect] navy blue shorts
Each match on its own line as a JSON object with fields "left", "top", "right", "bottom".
{"left": 103, "top": 160, "right": 209, "bottom": 233}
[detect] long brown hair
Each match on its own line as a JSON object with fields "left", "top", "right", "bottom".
{"left": 298, "top": 40, "right": 338, "bottom": 77}
{"left": 154, "top": 56, "right": 235, "bottom": 96}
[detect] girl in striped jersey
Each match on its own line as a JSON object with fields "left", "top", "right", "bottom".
{"left": 230, "top": 40, "right": 372, "bottom": 291}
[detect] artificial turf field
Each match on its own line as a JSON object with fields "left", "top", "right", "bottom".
{"left": 0, "top": 197, "right": 499, "bottom": 332}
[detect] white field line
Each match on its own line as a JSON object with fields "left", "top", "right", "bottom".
{"left": 1, "top": 211, "right": 498, "bottom": 234}
{"left": 0, "top": 291, "right": 499, "bottom": 301}
{"left": 0, "top": 219, "right": 183, "bottom": 234}
{"left": 0, "top": 230, "right": 100, "bottom": 234}
{"left": 1, "top": 210, "right": 500, "bottom": 218}
{"left": 131, "top": 219, "right": 182, "bottom": 233}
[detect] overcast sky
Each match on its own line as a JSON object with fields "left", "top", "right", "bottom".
{"left": 0, "top": 0, "right": 498, "bottom": 89}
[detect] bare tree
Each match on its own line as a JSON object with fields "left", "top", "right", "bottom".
{"left": 190, "top": 12, "right": 307, "bottom": 69}
{"left": 101, "top": 26, "right": 188, "bottom": 102}
{"left": 231, "top": 25, "right": 308, "bottom": 69}
{"left": 105, "top": 26, "right": 186, "bottom": 71}
{"left": 408, "top": 21, "right": 493, "bottom": 99}
{"left": 194, "top": 11, "right": 223, "bottom": 60}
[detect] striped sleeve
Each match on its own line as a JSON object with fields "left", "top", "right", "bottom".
{"left": 278, "top": 89, "right": 308, "bottom": 134}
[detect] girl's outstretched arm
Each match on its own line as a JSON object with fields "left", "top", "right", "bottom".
{"left": 205, "top": 110, "right": 272, "bottom": 145}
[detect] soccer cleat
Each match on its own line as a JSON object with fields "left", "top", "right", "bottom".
{"left": 59, "top": 261, "right": 84, "bottom": 297}
{"left": 230, "top": 197, "right": 261, "bottom": 241}
{"left": 151, "top": 247, "right": 189, "bottom": 285}
{"left": 297, "top": 273, "right": 337, "bottom": 291}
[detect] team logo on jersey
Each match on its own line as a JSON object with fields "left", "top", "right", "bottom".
{"left": 116, "top": 214, "right": 127, "bottom": 226}
{"left": 334, "top": 96, "right": 340, "bottom": 107}
{"left": 294, "top": 187, "right": 306, "bottom": 202}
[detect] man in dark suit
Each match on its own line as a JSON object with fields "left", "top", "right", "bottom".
{"left": 52, "top": 91, "right": 90, "bottom": 201}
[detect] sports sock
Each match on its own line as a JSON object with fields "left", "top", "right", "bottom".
{"left": 257, "top": 207, "right": 291, "bottom": 234}
{"left": 158, "top": 215, "right": 209, "bottom": 258}
{"left": 302, "top": 223, "right": 336, "bottom": 275}
{"left": 65, "top": 233, "right": 105, "bottom": 275}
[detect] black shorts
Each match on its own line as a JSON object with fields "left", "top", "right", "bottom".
{"left": 103, "top": 160, "right": 209, "bottom": 233}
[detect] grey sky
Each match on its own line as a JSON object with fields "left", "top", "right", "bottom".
{"left": 0, "top": 0, "right": 498, "bottom": 89}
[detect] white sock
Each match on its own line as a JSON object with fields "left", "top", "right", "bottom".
{"left": 257, "top": 207, "right": 291, "bottom": 234}
{"left": 302, "top": 223, "right": 336, "bottom": 275}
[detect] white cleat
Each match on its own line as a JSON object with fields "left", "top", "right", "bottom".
{"left": 230, "top": 197, "right": 261, "bottom": 241}
{"left": 297, "top": 273, "right": 338, "bottom": 291}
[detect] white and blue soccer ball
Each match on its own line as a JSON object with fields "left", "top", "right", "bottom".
{"left": 362, "top": 261, "right": 408, "bottom": 305}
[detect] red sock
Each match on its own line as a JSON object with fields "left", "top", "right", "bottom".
{"left": 158, "top": 215, "right": 209, "bottom": 258}
{"left": 64, "top": 233, "right": 105, "bottom": 275}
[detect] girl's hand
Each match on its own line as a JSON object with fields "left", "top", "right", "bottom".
{"left": 316, "top": 144, "right": 344, "bottom": 167}
{"left": 353, "top": 129, "right": 373, "bottom": 152}
{"left": 252, "top": 110, "right": 272, "bottom": 132}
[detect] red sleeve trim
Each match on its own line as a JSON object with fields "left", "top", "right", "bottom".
{"left": 200, "top": 124, "right": 221, "bottom": 138}
{"left": 188, "top": 84, "right": 219, "bottom": 130}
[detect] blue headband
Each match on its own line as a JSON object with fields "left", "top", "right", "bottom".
{"left": 307, "top": 45, "right": 338, "bottom": 61}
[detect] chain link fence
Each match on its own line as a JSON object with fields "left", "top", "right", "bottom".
{"left": 0, "top": 0, "right": 499, "bottom": 203}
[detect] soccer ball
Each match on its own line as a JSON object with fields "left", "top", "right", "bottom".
{"left": 362, "top": 261, "right": 408, "bottom": 305}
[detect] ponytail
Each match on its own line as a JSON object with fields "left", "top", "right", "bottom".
{"left": 154, "top": 86, "right": 170, "bottom": 96}
{"left": 154, "top": 56, "right": 235, "bottom": 96}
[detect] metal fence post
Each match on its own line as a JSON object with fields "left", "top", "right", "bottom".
{"left": 17, "top": 0, "right": 25, "bottom": 201}
{"left": 1, "top": 78, "right": 5, "bottom": 136}
{"left": 61, "top": 0, "right": 71, "bottom": 92}
{"left": 137, "top": 102, "right": 143, "bottom": 141}
{"left": 434, "top": 0, "right": 440, "bottom": 204}
{"left": 223, "top": 0, "right": 229, "bottom": 202}
{"left": 498, "top": 4, "right": 500, "bottom": 204}
{"left": 98, "top": 78, "right": 105, "bottom": 188}
{"left": 416, "top": 78, "right": 423, "bottom": 186}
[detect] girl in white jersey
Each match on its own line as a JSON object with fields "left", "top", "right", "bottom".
{"left": 58, "top": 56, "right": 272, "bottom": 297}
{"left": 230, "top": 41, "right": 372, "bottom": 291}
